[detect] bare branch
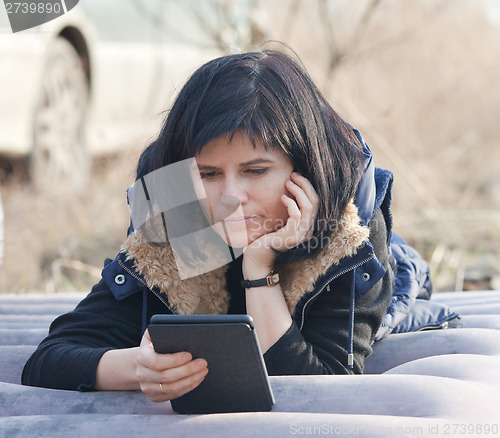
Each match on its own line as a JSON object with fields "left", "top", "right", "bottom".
{"left": 319, "top": 0, "right": 384, "bottom": 79}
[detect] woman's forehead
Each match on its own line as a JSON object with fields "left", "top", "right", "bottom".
{"left": 195, "top": 133, "right": 290, "bottom": 164}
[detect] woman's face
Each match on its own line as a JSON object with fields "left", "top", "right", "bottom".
{"left": 192, "top": 133, "right": 294, "bottom": 248}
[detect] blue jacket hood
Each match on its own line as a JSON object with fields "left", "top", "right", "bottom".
{"left": 353, "top": 128, "right": 376, "bottom": 226}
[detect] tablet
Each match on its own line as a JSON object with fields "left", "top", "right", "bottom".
{"left": 148, "top": 314, "right": 275, "bottom": 414}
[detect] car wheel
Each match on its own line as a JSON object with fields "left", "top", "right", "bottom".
{"left": 31, "top": 37, "right": 89, "bottom": 190}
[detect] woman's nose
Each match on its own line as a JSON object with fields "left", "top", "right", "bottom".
{"left": 220, "top": 177, "right": 248, "bottom": 205}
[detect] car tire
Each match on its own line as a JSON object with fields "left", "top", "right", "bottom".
{"left": 31, "top": 37, "right": 89, "bottom": 190}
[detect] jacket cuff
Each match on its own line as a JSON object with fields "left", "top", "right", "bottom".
{"left": 263, "top": 321, "right": 310, "bottom": 375}
{"left": 77, "top": 347, "right": 114, "bottom": 391}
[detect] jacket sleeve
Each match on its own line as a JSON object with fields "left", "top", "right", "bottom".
{"left": 373, "top": 232, "right": 434, "bottom": 341}
{"left": 21, "top": 279, "right": 144, "bottom": 391}
{"left": 263, "top": 209, "right": 393, "bottom": 375}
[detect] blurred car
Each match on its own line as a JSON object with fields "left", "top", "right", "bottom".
{"left": 0, "top": 0, "right": 228, "bottom": 188}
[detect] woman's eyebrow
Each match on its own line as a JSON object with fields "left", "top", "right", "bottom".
{"left": 196, "top": 164, "right": 218, "bottom": 170}
{"left": 239, "top": 158, "right": 274, "bottom": 166}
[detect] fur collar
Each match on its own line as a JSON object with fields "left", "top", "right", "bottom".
{"left": 121, "top": 201, "right": 369, "bottom": 315}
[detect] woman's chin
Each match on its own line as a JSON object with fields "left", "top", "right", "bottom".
{"left": 225, "top": 234, "right": 253, "bottom": 249}
{"left": 228, "top": 232, "right": 266, "bottom": 249}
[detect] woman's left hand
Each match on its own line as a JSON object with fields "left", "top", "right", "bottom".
{"left": 243, "top": 172, "right": 319, "bottom": 271}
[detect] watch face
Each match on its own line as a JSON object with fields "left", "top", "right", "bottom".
{"left": 267, "top": 273, "right": 280, "bottom": 286}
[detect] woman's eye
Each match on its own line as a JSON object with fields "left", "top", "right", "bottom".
{"left": 246, "top": 168, "right": 269, "bottom": 176}
{"left": 199, "top": 168, "right": 269, "bottom": 180}
{"left": 200, "top": 171, "right": 219, "bottom": 180}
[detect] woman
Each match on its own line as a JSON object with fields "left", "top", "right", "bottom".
{"left": 22, "top": 50, "right": 434, "bottom": 402}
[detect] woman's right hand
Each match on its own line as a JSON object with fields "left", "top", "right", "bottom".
{"left": 136, "top": 329, "right": 208, "bottom": 402}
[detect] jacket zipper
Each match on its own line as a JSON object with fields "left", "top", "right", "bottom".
{"left": 118, "top": 259, "right": 173, "bottom": 313}
{"left": 415, "top": 321, "right": 449, "bottom": 331}
{"left": 299, "top": 254, "right": 374, "bottom": 330}
{"left": 414, "top": 314, "right": 461, "bottom": 332}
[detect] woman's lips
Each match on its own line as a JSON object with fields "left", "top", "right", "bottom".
{"left": 222, "top": 215, "right": 258, "bottom": 225}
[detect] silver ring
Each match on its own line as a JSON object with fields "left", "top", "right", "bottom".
{"left": 159, "top": 382, "right": 166, "bottom": 394}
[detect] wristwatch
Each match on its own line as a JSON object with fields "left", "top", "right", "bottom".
{"left": 241, "top": 271, "right": 280, "bottom": 289}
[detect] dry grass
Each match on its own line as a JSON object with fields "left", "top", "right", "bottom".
{"left": 0, "top": 152, "right": 140, "bottom": 293}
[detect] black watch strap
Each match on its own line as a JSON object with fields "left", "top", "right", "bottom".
{"left": 241, "top": 272, "right": 280, "bottom": 289}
